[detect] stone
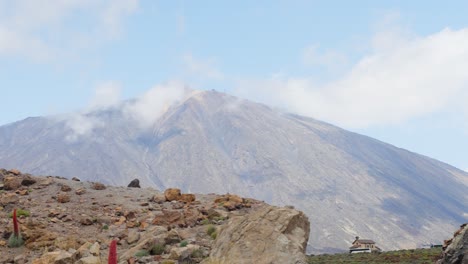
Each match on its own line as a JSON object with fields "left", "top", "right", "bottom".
{"left": 54, "top": 236, "right": 79, "bottom": 250}
{"left": 57, "top": 193, "right": 70, "bottom": 203}
{"left": 164, "top": 188, "right": 181, "bottom": 201}
{"left": 214, "top": 194, "right": 244, "bottom": 211}
{"left": 169, "top": 244, "right": 200, "bottom": 260}
{"left": 127, "top": 230, "right": 140, "bottom": 244}
{"left": 75, "top": 256, "right": 102, "bottom": 264}
{"left": 151, "top": 193, "right": 166, "bottom": 204}
{"left": 89, "top": 242, "right": 100, "bottom": 256}
{"left": 178, "top": 194, "right": 196, "bottom": 203}
{"left": 165, "top": 229, "right": 181, "bottom": 244}
{"left": 72, "top": 177, "right": 81, "bottom": 181}
{"left": 80, "top": 217, "right": 94, "bottom": 226}
{"left": 206, "top": 205, "right": 310, "bottom": 264}
{"left": 75, "top": 188, "right": 86, "bottom": 195}
{"left": 54, "top": 251, "right": 73, "bottom": 264}
{"left": 91, "top": 182, "right": 106, "bottom": 190}
{"left": 3, "top": 176, "right": 22, "bottom": 190}
{"left": 14, "top": 254, "right": 27, "bottom": 264}
{"left": 152, "top": 210, "right": 184, "bottom": 227}
{"left": 16, "top": 189, "right": 29, "bottom": 196}
{"left": 60, "top": 184, "right": 72, "bottom": 192}
{"left": 0, "top": 193, "right": 19, "bottom": 205}
{"left": 21, "top": 175, "right": 36, "bottom": 186}
{"left": 9, "top": 169, "right": 21, "bottom": 175}
{"left": 127, "top": 179, "right": 140, "bottom": 188}
{"left": 437, "top": 223, "right": 468, "bottom": 264}
{"left": 31, "top": 252, "right": 60, "bottom": 264}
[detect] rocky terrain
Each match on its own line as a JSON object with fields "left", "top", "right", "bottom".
{"left": 0, "top": 169, "right": 310, "bottom": 263}
{"left": 0, "top": 90, "right": 467, "bottom": 252}
{"left": 437, "top": 223, "right": 468, "bottom": 264}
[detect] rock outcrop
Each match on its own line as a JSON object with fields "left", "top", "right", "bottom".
{"left": 0, "top": 169, "right": 312, "bottom": 263}
{"left": 206, "top": 205, "right": 310, "bottom": 264}
{"left": 127, "top": 179, "right": 140, "bottom": 188}
{"left": 437, "top": 223, "right": 468, "bottom": 264}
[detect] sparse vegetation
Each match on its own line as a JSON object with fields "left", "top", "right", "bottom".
{"left": 180, "top": 240, "right": 188, "bottom": 247}
{"left": 307, "top": 248, "right": 443, "bottom": 264}
{"left": 201, "top": 219, "right": 210, "bottom": 225}
{"left": 8, "top": 209, "right": 24, "bottom": 247}
{"left": 190, "top": 249, "right": 204, "bottom": 258}
{"left": 135, "top": 249, "right": 150, "bottom": 257}
{"left": 206, "top": 225, "right": 216, "bottom": 236}
{"left": 210, "top": 232, "right": 217, "bottom": 240}
{"left": 8, "top": 209, "right": 30, "bottom": 218}
{"left": 150, "top": 243, "right": 165, "bottom": 255}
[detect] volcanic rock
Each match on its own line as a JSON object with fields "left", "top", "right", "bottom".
{"left": 207, "top": 205, "right": 310, "bottom": 264}
{"left": 127, "top": 179, "right": 140, "bottom": 188}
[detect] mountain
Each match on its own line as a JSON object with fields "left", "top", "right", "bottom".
{"left": 0, "top": 90, "right": 466, "bottom": 253}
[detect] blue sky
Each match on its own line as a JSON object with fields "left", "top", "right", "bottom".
{"left": 1, "top": 0, "right": 468, "bottom": 170}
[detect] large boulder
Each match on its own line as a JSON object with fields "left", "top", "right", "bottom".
{"left": 164, "top": 188, "right": 181, "bottom": 201}
{"left": 127, "top": 179, "right": 140, "bottom": 188}
{"left": 206, "top": 205, "right": 310, "bottom": 264}
{"left": 437, "top": 223, "right": 468, "bottom": 264}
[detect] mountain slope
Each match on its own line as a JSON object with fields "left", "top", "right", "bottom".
{"left": 0, "top": 90, "right": 466, "bottom": 253}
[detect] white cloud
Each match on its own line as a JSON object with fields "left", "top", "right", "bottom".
{"left": 62, "top": 81, "right": 121, "bottom": 141}
{"left": 64, "top": 113, "right": 103, "bottom": 142}
{"left": 89, "top": 81, "right": 122, "bottom": 109}
{"left": 234, "top": 27, "right": 468, "bottom": 128}
{"left": 182, "top": 53, "right": 224, "bottom": 80}
{"left": 0, "top": 0, "right": 138, "bottom": 62}
{"left": 123, "top": 81, "right": 187, "bottom": 128}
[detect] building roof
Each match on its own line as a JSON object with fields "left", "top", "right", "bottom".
{"left": 354, "top": 239, "right": 376, "bottom": 244}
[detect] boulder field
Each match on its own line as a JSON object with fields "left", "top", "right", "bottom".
{"left": 0, "top": 169, "right": 310, "bottom": 264}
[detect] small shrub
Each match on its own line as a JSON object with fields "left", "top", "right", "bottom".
{"left": 102, "top": 224, "right": 109, "bottom": 230}
{"left": 8, "top": 209, "right": 23, "bottom": 247}
{"left": 191, "top": 249, "right": 204, "bottom": 258}
{"left": 212, "top": 216, "right": 226, "bottom": 222}
{"left": 206, "top": 225, "right": 216, "bottom": 236}
{"left": 8, "top": 209, "right": 30, "bottom": 218}
{"left": 180, "top": 240, "right": 188, "bottom": 247}
{"left": 135, "top": 250, "right": 150, "bottom": 257}
{"left": 210, "top": 231, "right": 217, "bottom": 240}
{"left": 200, "top": 219, "right": 210, "bottom": 225}
{"left": 150, "top": 243, "right": 165, "bottom": 255}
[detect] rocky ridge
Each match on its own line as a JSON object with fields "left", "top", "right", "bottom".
{"left": 437, "top": 223, "right": 468, "bottom": 264}
{"left": 0, "top": 169, "right": 310, "bottom": 263}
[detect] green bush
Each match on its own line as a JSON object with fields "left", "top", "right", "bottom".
{"left": 207, "top": 225, "right": 216, "bottom": 236}
{"left": 150, "top": 243, "right": 165, "bottom": 255}
{"left": 179, "top": 240, "right": 188, "bottom": 247}
{"left": 8, "top": 234, "right": 23, "bottom": 248}
{"left": 201, "top": 219, "right": 210, "bottom": 225}
{"left": 210, "top": 231, "right": 217, "bottom": 240}
{"left": 191, "top": 249, "right": 204, "bottom": 258}
{"left": 135, "top": 250, "right": 150, "bottom": 257}
{"left": 9, "top": 209, "right": 30, "bottom": 218}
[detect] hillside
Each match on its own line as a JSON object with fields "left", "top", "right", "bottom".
{"left": 0, "top": 169, "right": 310, "bottom": 263}
{"left": 0, "top": 90, "right": 467, "bottom": 253}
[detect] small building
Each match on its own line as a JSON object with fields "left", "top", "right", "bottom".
{"left": 349, "top": 236, "right": 381, "bottom": 253}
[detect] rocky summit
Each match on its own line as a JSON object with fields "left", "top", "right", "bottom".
{"left": 0, "top": 169, "right": 310, "bottom": 263}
